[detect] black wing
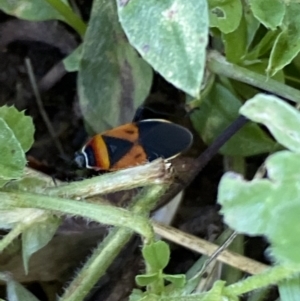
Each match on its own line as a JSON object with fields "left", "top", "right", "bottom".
{"left": 137, "top": 120, "right": 193, "bottom": 161}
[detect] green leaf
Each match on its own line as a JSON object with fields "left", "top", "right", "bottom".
{"left": 218, "top": 150, "right": 300, "bottom": 265}
{"left": 129, "top": 289, "right": 144, "bottom": 301}
{"left": 222, "top": 13, "right": 247, "bottom": 63}
{"left": 117, "top": 0, "right": 208, "bottom": 98}
{"left": 250, "top": 0, "right": 285, "bottom": 30}
{"left": 135, "top": 273, "right": 159, "bottom": 287}
{"left": 63, "top": 44, "right": 83, "bottom": 72}
{"left": 0, "top": 118, "right": 26, "bottom": 184}
{"left": 163, "top": 274, "right": 186, "bottom": 288}
{"left": 6, "top": 278, "right": 40, "bottom": 301}
{"left": 218, "top": 173, "right": 273, "bottom": 235}
{"left": 0, "top": 0, "right": 69, "bottom": 22}
{"left": 266, "top": 192, "right": 300, "bottom": 264}
{"left": 191, "top": 84, "right": 276, "bottom": 156}
{"left": 268, "top": 4, "right": 300, "bottom": 76}
{"left": 279, "top": 276, "right": 300, "bottom": 301}
{"left": 266, "top": 151, "right": 300, "bottom": 183}
{"left": 240, "top": 94, "right": 300, "bottom": 153}
{"left": 246, "top": 30, "right": 280, "bottom": 61}
{"left": 131, "top": 293, "right": 158, "bottom": 301}
{"left": 0, "top": 106, "right": 34, "bottom": 152}
{"left": 22, "top": 215, "right": 60, "bottom": 274}
{"left": 209, "top": 0, "right": 242, "bottom": 34}
{"left": 244, "top": 3, "right": 260, "bottom": 48}
{"left": 260, "top": 152, "right": 300, "bottom": 265}
{"left": 142, "top": 241, "right": 170, "bottom": 271}
{"left": 78, "top": 0, "right": 152, "bottom": 133}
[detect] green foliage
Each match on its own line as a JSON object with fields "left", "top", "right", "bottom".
{"left": 0, "top": 106, "right": 60, "bottom": 276}
{"left": 0, "top": 106, "right": 34, "bottom": 153}
{"left": 240, "top": 94, "right": 300, "bottom": 152}
{"left": 6, "top": 278, "right": 40, "bottom": 301}
{"left": 199, "top": 281, "right": 226, "bottom": 300}
{"left": 218, "top": 95, "right": 300, "bottom": 265}
{"left": 117, "top": 0, "right": 209, "bottom": 98}
{"left": 279, "top": 276, "right": 300, "bottom": 301}
{"left": 129, "top": 289, "right": 144, "bottom": 301}
{"left": 63, "top": 44, "right": 83, "bottom": 72}
{"left": 136, "top": 241, "right": 186, "bottom": 294}
{"left": 142, "top": 241, "right": 170, "bottom": 271}
{"left": 22, "top": 215, "right": 60, "bottom": 274}
{"left": 0, "top": 107, "right": 34, "bottom": 186}
{"left": 191, "top": 84, "right": 276, "bottom": 156}
{"left": 0, "top": 0, "right": 86, "bottom": 36}
{"left": 268, "top": 4, "right": 300, "bottom": 76}
{"left": 249, "top": 0, "right": 285, "bottom": 30}
{"left": 3, "top": 0, "right": 300, "bottom": 301}
{"left": 245, "top": 30, "right": 280, "bottom": 61}
{"left": 222, "top": 14, "right": 247, "bottom": 63}
{"left": 163, "top": 274, "right": 186, "bottom": 288}
{"left": 209, "top": 0, "right": 242, "bottom": 34}
{"left": 0, "top": 118, "right": 26, "bottom": 184}
{"left": 78, "top": 0, "right": 153, "bottom": 132}
{"left": 0, "top": 102, "right": 173, "bottom": 300}
{"left": 136, "top": 273, "right": 159, "bottom": 287}
{"left": 0, "top": 0, "right": 69, "bottom": 21}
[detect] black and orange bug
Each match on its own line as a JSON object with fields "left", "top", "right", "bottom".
{"left": 75, "top": 119, "right": 193, "bottom": 171}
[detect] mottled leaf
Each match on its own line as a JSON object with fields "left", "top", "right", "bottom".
{"left": 79, "top": 0, "right": 152, "bottom": 132}
{"left": 117, "top": 0, "right": 208, "bottom": 98}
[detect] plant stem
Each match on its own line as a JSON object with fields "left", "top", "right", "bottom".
{"left": 0, "top": 191, "right": 153, "bottom": 241}
{"left": 60, "top": 227, "right": 132, "bottom": 301}
{"left": 207, "top": 51, "right": 300, "bottom": 104}
{"left": 224, "top": 265, "right": 299, "bottom": 297}
{"left": 60, "top": 185, "right": 168, "bottom": 301}
{"left": 44, "top": 0, "right": 87, "bottom": 37}
{"left": 46, "top": 159, "right": 169, "bottom": 199}
{"left": 153, "top": 222, "right": 268, "bottom": 275}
